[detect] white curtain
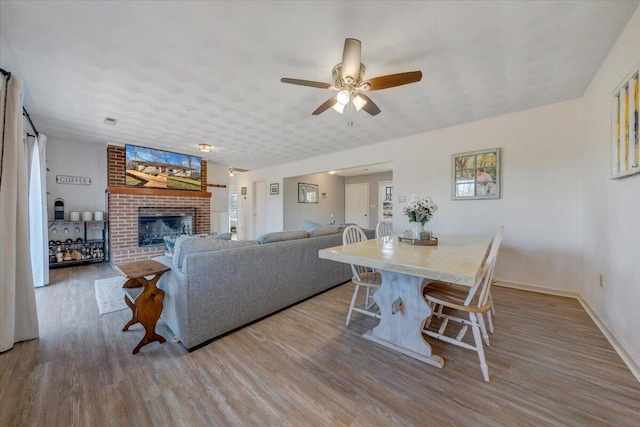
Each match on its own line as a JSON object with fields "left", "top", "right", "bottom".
{"left": 26, "top": 133, "right": 48, "bottom": 287}
{"left": 0, "top": 74, "right": 39, "bottom": 353}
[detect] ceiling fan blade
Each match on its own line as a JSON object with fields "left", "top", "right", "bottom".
{"left": 341, "top": 38, "right": 361, "bottom": 82}
{"left": 356, "top": 93, "right": 381, "bottom": 116}
{"left": 312, "top": 96, "right": 338, "bottom": 115}
{"left": 280, "top": 78, "right": 332, "bottom": 89}
{"left": 364, "top": 71, "right": 422, "bottom": 91}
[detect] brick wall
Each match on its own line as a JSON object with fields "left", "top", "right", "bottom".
{"left": 107, "top": 145, "right": 210, "bottom": 265}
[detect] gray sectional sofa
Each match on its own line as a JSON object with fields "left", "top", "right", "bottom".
{"left": 154, "top": 227, "right": 374, "bottom": 350}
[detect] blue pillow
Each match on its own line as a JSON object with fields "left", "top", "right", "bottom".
{"left": 297, "top": 220, "right": 323, "bottom": 231}
{"left": 163, "top": 235, "right": 179, "bottom": 254}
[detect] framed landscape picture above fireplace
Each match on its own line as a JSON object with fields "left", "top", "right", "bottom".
{"left": 125, "top": 144, "right": 202, "bottom": 190}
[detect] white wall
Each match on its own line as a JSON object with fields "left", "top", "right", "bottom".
{"left": 46, "top": 139, "right": 108, "bottom": 220}
{"left": 580, "top": 8, "right": 640, "bottom": 368}
{"left": 237, "top": 99, "right": 584, "bottom": 291}
{"left": 207, "top": 162, "right": 230, "bottom": 234}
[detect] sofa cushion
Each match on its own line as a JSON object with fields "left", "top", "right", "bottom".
{"left": 257, "top": 230, "right": 309, "bottom": 244}
{"left": 212, "top": 232, "right": 232, "bottom": 240}
{"left": 297, "top": 220, "right": 323, "bottom": 231}
{"left": 173, "top": 236, "right": 257, "bottom": 269}
{"left": 308, "top": 227, "right": 341, "bottom": 237}
{"left": 164, "top": 232, "right": 231, "bottom": 255}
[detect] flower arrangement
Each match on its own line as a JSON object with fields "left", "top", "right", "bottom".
{"left": 403, "top": 195, "right": 438, "bottom": 226}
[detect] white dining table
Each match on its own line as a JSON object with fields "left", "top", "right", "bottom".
{"left": 319, "top": 234, "right": 492, "bottom": 367}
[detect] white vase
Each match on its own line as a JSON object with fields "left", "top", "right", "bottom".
{"left": 410, "top": 222, "right": 424, "bottom": 239}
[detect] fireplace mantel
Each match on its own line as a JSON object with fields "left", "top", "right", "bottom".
{"left": 108, "top": 186, "right": 211, "bottom": 198}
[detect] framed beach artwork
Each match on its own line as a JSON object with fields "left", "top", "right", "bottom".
{"left": 452, "top": 148, "right": 501, "bottom": 200}
{"left": 298, "top": 182, "right": 319, "bottom": 203}
{"left": 270, "top": 183, "right": 279, "bottom": 195}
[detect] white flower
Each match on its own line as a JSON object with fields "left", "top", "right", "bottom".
{"left": 403, "top": 195, "right": 438, "bottom": 225}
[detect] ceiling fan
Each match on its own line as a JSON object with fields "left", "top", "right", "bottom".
{"left": 281, "top": 38, "right": 422, "bottom": 116}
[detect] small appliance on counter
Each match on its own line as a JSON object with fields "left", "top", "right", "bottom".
{"left": 54, "top": 198, "right": 64, "bottom": 220}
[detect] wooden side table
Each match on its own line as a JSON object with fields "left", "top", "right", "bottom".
{"left": 117, "top": 259, "right": 171, "bottom": 354}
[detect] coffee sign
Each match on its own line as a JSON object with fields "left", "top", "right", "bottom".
{"left": 56, "top": 175, "right": 91, "bottom": 185}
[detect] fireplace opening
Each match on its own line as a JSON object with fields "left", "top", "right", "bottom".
{"left": 137, "top": 207, "right": 195, "bottom": 247}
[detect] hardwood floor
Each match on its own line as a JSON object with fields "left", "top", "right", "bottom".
{"left": 1, "top": 263, "right": 639, "bottom": 426}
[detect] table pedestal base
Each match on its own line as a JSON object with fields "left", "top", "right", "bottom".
{"left": 363, "top": 331, "right": 444, "bottom": 367}
{"left": 365, "top": 271, "right": 444, "bottom": 368}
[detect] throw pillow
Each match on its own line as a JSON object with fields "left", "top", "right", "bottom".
{"left": 163, "top": 235, "right": 181, "bottom": 255}
{"left": 297, "top": 220, "right": 323, "bottom": 231}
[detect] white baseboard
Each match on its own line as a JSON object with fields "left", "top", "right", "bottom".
{"left": 494, "top": 280, "right": 640, "bottom": 383}
{"left": 494, "top": 280, "right": 580, "bottom": 299}
{"left": 577, "top": 297, "right": 640, "bottom": 383}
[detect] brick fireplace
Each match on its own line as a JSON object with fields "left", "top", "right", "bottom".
{"left": 107, "top": 145, "right": 211, "bottom": 265}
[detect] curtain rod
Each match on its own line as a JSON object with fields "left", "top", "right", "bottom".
{"left": 22, "top": 107, "right": 38, "bottom": 136}
{"left": 0, "top": 67, "right": 39, "bottom": 136}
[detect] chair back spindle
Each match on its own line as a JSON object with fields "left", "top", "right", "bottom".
{"left": 375, "top": 221, "right": 393, "bottom": 238}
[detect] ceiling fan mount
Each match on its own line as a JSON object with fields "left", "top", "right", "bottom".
{"left": 331, "top": 63, "right": 367, "bottom": 89}
{"left": 281, "top": 38, "right": 422, "bottom": 116}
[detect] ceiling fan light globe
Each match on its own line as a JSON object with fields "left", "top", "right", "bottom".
{"left": 336, "top": 90, "right": 350, "bottom": 105}
{"left": 332, "top": 103, "right": 345, "bottom": 114}
{"left": 353, "top": 95, "right": 367, "bottom": 111}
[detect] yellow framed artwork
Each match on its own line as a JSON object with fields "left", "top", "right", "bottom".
{"left": 611, "top": 62, "right": 639, "bottom": 179}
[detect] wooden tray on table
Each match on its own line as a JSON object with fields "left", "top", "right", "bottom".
{"left": 398, "top": 236, "right": 438, "bottom": 246}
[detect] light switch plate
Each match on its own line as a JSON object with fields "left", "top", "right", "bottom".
{"left": 398, "top": 196, "right": 407, "bottom": 203}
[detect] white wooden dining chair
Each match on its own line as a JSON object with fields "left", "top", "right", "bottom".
{"left": 422, "top": 226, "right": 503, "bottom": 382}
{"left": 343, "top": 225, "right": 382, "bottom": 326}
{"left": 426, "top": 226, "right": 504, "bottom": 345}
{"left": 484, "top": 227, "right": 504, "bottom": 334}
{"left": 375, "top": 221, "right": 393, "bottom": 238}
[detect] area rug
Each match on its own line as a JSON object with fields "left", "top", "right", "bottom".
{"left": 95, "top": 276, "right": 127, "bottom": 315}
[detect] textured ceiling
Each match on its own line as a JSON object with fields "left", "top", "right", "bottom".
{"left": 1, "top": 1, "right": 637, "bottom": 170}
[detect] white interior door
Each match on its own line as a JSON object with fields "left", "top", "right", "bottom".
{"left": 253, "top": 180, "right": 267, "bottom": 238}
{"left": 345, "top": 183, "right": 369, "bottom": 228}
